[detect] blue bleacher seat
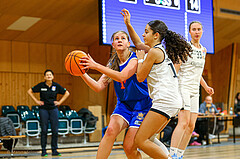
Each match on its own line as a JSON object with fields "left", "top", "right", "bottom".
{"left": 65, "top": 110, "right": 83, "bottom": 135}
{"left": 7, "top": 114, "right": 20, "bottom": 129}
{"left": 26, "top": 119, "right": 40, "bottom": 146}
{"left": 2, "top": 105, "right": 16, "bottom": 116}
{"left": 59, "top": 105, "right": 71, "bottom": 115}
{"left": 2, "top": 105, "right": 21, "bottom": 131}
{"left": 17, "top": 105, "right": 30, "bottom": 114}
{"left": 58, "top": 110, "right": 69, "bottom": 136}
{"left": 65, "top": 110, "right": 81, "bottom": 120}
{"left": 31, "top": 105, "right": 40, "bottom": 113}
{"left": 21, "top": 110, "right": 37, "bottom": 122}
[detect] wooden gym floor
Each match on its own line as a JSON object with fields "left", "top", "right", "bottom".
{"left": 1, "top": 141, "right": 240, "bottom": 159}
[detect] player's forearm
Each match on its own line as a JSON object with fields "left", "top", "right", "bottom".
{"left": 126, "top": 23, "right": 142, "bottom": 48}
{"left": 94, "top": 63, "right": 128, "bottom": 82}
{"left": 136, "top": 63, "right": 147, "bottom": 82}
{"left": 81, "top": 74, "right": 106, "bottom": 92}
{"left": 200, "top": 76, "right": 208, "bottom": 89}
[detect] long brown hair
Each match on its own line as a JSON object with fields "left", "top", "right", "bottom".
{"left": 148, "top": 20, "right": 192, "bottom": 64}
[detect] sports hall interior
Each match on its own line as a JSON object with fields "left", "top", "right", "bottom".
{"left": 0, "top": 0, "right": 240, "bottom": 158}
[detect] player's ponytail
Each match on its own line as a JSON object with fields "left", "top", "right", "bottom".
{"left": 148, "top": 20, "right": 191, "bottom": 64}
{"left": 107, "top": 53, "right": 120, "bottom": 71}
{"left": 164, "top": 30, "right": 192, "bottom": 64}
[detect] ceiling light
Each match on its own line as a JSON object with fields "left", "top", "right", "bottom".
{"left": 7, "top": 16, "right": 41, "bottom": 31}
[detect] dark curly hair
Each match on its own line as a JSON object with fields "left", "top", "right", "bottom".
{"left": 148, "top": 20, "right": 192, "bottom": 64}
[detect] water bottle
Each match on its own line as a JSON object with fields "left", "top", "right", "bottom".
{"left": 230, "top": 107, "right": 233, "bottom": 115}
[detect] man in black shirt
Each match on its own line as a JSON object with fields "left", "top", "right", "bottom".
{"left": 28, "top": 69, "right": 70, "bottom": 157}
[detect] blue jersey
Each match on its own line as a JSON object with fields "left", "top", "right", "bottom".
{"left": 113, "top": 52, "right": 149, "bottom": 104}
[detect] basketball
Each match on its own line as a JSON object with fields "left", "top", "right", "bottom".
{"left": 65, "top": 50, "right": 88, "bottom": 76}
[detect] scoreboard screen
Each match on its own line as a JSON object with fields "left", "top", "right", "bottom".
{"left": 99, "top": 0, "right": 214, "bottom": 54}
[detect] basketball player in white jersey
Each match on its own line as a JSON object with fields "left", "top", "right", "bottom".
{"left": 121, "top": 9, "right": 191, "bottom": 158}
{"left": 170, "top": 21, "right": 214, "bottom": 159}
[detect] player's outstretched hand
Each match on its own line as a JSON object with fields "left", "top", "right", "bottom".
{"left": 121, "top": 9, "right": 131, "bottom": 26}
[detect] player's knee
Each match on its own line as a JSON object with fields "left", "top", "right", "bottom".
{"left": 187, "top": 122, "right": 195, "bottom": 132}
{"left": 104, "top": 126, "right": 117, "bottom": 137}
{"left": 178, "top": 120, "right": 190, "bottom": 130}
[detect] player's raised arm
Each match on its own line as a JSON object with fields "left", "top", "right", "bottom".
{"left": 121, "top": 9, "right": 150, "bottom": 52}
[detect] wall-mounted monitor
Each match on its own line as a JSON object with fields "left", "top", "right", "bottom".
{"left": 99, "top": 0, "right": 214, "bottom": 54}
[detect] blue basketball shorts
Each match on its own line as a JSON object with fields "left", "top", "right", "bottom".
{"left": 112, "top": 97, "right": 152, "bottom": 128}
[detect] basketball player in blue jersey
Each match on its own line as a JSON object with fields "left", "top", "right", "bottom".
{"left": 79, "top": 31, "right": 152, "bottom": 159}
{"left": 169, "top": 21, "right": 214, "bottom": 159}
{"left": 121, "top": 9, "right": 191, "bottom": 159}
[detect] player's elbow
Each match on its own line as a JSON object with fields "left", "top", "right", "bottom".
{"left": 94, "top": 86, "right": 105, "bottom": 93}
{"left": 136, "top": 75, "right": 145, "bottom": 83}
{"left": 118, "top": 77, "right": 127, "bottom": 83}
{"left": 114, "top": 74, "right": 128, "bottom": 83}
{"left": 135, "top": 42, "right": 144, "bottom": 50}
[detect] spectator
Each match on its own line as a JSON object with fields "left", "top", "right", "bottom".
{"left": 234, "top": 92, "right": 240, "bottom": 126}
{"left": 234, "top": 92, "right": 240, "bottom": 115}
{"left": 196, "top": 96, "right": 224, "bottom": 144}
{"left": 199, "top": 96, "right": 219, "bottom": 115}
{"left": 27, "top": 69, "right": 70, "bottom": 157}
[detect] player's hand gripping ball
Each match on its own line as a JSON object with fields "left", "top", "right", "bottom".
{"left": 65, "top": 50, "right": 88, "bottom": 76}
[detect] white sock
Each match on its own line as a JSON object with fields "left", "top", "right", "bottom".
{"left": 170, "top": 147, "right": 178, "bottom": 156}
{"left": 177, "top": 149, "right": 185, "bottom": 157}
{"left": 149, "top": 134, "right": 169, "bottom": 156}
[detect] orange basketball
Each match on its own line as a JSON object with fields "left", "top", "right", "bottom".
{"left": 65, "top": 50, "right": 88, "bottom": 76}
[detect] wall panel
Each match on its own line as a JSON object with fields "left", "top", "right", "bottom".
{"left": 206, "top": 45, "right": 232, "bottom": 109}
{"left": 46, "top": 44, "right": 63, "bottom": 73}
{"left": 29, "top": 43, "right": 46, "bottom": 72}
{"left": 0, "top": 40, "right": 11, "bottom": 72}
{"left": 12, "top": 41, "right": 29, "bottom": 72}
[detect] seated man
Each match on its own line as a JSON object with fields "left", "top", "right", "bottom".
{"left": 195, "top": 96, "right": 224, "bottom": 144}
{"left": 199, "top": 96, "right": 219, "bottom": 115}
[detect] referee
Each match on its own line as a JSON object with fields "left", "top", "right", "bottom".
{"left": 27, "top": 69, "right": 70, "bottom": 157}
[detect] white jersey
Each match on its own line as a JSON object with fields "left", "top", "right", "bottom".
{"left": 147, "top": 44, "right": 181, "bottom": 108}
{"left": 178, "top": 42, "right": 206, "bottom": 93}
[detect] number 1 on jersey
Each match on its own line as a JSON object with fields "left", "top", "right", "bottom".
{"left": 168, "top": 63, "right": 177, "bottom": 78}
{"left": 121, "top": 81, "right": 126, "bottom": 89}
